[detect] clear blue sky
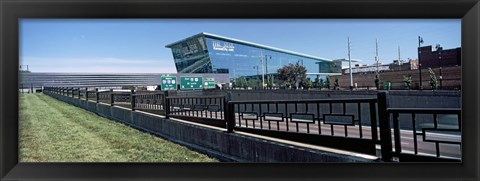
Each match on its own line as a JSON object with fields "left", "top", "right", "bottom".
{"left": 20, "top": 19, "right": 460, "bottom": 73}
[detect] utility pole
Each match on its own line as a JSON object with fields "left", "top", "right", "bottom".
{"left": 398, "top": 46, "right": 401, "bottom": 71}
{"left": 265, "top": 55, "right": 272, "bottom": 89}
{"left": 418, "top": 36, "right": 424, "bottom": 89}
{"left": 375, "top": 39, "right": 379, "bottom": 73}
{"left": 348, "top": 37, "right": 353, "bottom": 89}
{"left": 260, "top": 51, "right": 265, "bottom": 89}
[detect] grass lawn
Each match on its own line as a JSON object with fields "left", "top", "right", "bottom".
{"left": 19, "top": 93, "right": 218, "bottom": 162}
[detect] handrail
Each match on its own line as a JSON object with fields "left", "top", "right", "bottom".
{"left": 229, "top": 98, "right": 377, "bottom": 104}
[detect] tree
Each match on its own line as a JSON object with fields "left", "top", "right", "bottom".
{"left": 334, "top": 78, "right": 339, "bottom": 90}
{"left": 403, "top": 75, "right": 412, "bottom": 90}
{"left": 374, "top": 72, "right": 380, "bottom": 90}
{"left": 304, "top": 78, "right": 313, "bottom": 90}
{"left": 313, "top": 77, "right": 321, "bottom": 89}
{"left": 428, "top": 68, "right": 438, "bottom": 90}
{"left": 319, "top": 79, "right": 325, "bottom": 89}
{"left": 277, "top": 62, "right": 307, "bottom": 89}
{"left": 325, "top": 76, "right": 331, "bottom": 90}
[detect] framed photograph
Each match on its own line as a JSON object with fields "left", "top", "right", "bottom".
{"left": 1, "top": 0, "right": 479, "bottom": 180}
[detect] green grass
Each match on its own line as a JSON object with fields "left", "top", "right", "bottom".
{"left": 19, "top": 93, "right": 218, "bottom": 162}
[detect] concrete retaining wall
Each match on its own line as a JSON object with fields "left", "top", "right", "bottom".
{"left": 203, "top": 89, "right": 461, "bottom": 108}
{"left": 43, "top": 91, "right": 376, "bottom": 163}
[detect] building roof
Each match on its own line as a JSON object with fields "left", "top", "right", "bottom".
{"left": 331, "top": 58, "right": 362, "bottom": 62}
{"left": 165, "top": 32, "right": 332, "bottom": 62}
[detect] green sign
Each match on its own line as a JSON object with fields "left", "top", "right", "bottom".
{"left": 161, "top": 76, "right": 177, "bottom": 91}
{"left": 204, "top": 78, "right": 216, "bottom": 89}
{"left": 180, "top": 76, "right": 203, "bottom": 90}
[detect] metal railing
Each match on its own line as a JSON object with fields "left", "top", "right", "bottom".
{"left": 386, "top": 108, "right": 461, "bottom": 162}
{"left": 227, "top": 98, "right": 379, "bottom": 155}
{"left": 42, "top": 87, "right": 462, "bottom": 162}
{"left": 132, "top": 92, "right": 166, "bottom": 115}
{"left": 166, "top": 95, "right": 228, "bottom": 128}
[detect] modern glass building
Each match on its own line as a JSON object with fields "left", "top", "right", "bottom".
{"left": 165, "top": 32, "right": 341, "bottom": 79}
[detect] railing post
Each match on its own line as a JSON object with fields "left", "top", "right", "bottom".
{"left": 225, "top": 92, "right": 234, "bottom": 133}
{"left": 85, "top": 88, "right": 89, "bottom": 101}
{"left": 370, "top": 100, "right": 378, "bottom": 143}
{"left": 130, "top": 89, "right": 135, "bottom": 111}
{"left": 95, "top": 88, "right": 99, "bottom": 103}
{"left": 110, "top": 89, "right": 114, "bottom": 106}
{"left": 164, "top": 91, "right": 169, "bottom": 119}
{"left": 378, "top": 91, "right": 393, "bottom": 162}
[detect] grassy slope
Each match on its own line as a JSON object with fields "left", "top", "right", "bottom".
{"left": 19, "top": 93, "right": 218, "bottom": 162}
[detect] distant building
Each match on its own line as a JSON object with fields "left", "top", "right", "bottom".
{"left": 343, "top": 64, "right": 390, "bottom": 74}
{"left": 419, "top": 45, "right": 461, "bottom": 68}
{"left": 331, "top": 59, "right": 362, "bottom": 69}
{"left": 389, "top": 58, "right": 418, "bottom": 71}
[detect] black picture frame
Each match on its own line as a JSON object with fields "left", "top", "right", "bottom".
{"left": 1, "top": 0, "right": 479, "bottom": 180}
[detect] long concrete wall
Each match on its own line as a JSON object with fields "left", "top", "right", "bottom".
{"left": 44, "top": 92, "right": 376, "bottom": 163}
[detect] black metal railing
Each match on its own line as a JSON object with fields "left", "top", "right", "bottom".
{"left": 97, "top": 90, "right": 112, "bottom": 104}
{"left": 42, "top": 87, "right": 462, "bottom": 162}
{"left": 111, "top": 92, "right": 132, "bottom": 106}
{"left": 227, "top": 98, "right": 379, "bottom": 155}
{"left": 166, "top": 95, "right": 228, "bottom": 128}
{"left": 386, "top": 108, "right": 461, "bottom": 162}
{"left": 132, "top": 92, "right": 166, "bottom": 114}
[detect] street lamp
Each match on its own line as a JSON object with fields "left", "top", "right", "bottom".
{"left": 253, "top": 66, "right": 260, "bottom": 89}
{"left": 265, "top": 55, "right": 272, "bottom": 89}
{"left": 438, "top": 50, "right": 443, "bottom": 89}
{"left": 418, "top": 36, "right": 424, "bottom": 89}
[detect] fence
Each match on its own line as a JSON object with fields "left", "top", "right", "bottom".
{"left": 42, "top": 87, "right": 462, "bottom": 162}
{"left": 166, "top": 95, "right": 228, "bottom": 128}
{"left": 385, "top": 108, "right": 461, "bottom": 162}
{"left": 227, "top": 98, "right": 379, "bottom": 155}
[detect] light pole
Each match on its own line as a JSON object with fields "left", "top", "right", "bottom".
{"left": 265, "top": 55, "right": 272, "bottom": 89}
{"left": 438, "top": 49, "right": 443, "bottom": 89}
{"left": 348, "top": 37, "right": 353, "bottom": 90}
{"left": 253, "top": 66, "right": 260, "bottom": 89}
{"left": 418, "top": 36, "right": 424, "bottom": 89}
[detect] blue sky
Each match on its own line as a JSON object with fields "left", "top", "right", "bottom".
{"left": 20, "top": 19, "right": 461, "bottom": 73}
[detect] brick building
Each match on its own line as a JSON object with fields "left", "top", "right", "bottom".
{"left": 419, "top": 45, "right": 461, "bottom": 68}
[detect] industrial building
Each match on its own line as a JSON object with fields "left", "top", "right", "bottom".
{"left": 19, "top": 73, "right": 229, "bottom": 91}
{"left": 165, "top": 32, "right": 341, "bottom": 80}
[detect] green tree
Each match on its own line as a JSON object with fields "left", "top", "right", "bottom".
{"left": 334, "top": 78, "right": 339, "bottom": 90}
{"left": 277, "top": 62, "right": 307, "bottom": 89}
{"left": 428, "top": 68, "right": 438, "bottom": 90}
{"left": 403, "top": 75, "right": 412, "bottom": 90}
{"left": 374, "top": 73, "right": 380, "bottom": 90}
{"left": 319, "top": 79, "right": 325, "bottom": 89}
{"left": 313, "top": 77, "right": 321, "bottom": 89}
{"left": 325, "top": 76, "right": 331, "bottom": 90}
{"left": 304, "top": 78, "right": 313, "bottom": 90}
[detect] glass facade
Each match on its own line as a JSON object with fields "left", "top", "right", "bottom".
{"left": 166, "top": 33, "right": 341, "bottom": 79}
{"left": 168, "top": 36, "right": 212, "bottom": 73}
